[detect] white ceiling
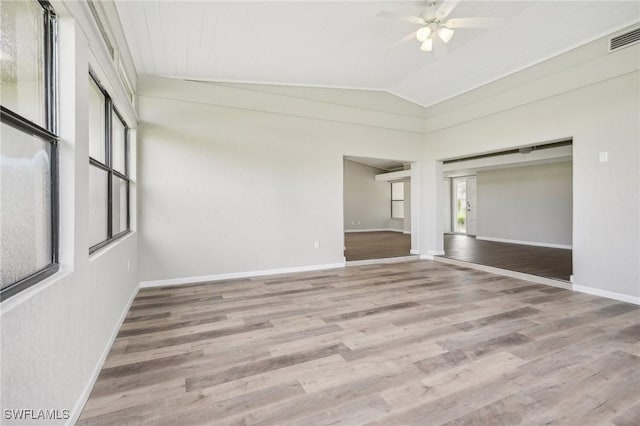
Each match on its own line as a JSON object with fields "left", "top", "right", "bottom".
{"left": 114, "top": 1, "right": 639, "bottom": 107}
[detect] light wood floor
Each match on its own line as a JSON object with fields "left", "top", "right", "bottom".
{"left": 345, "top": 231, "right": 411, "bottom": 261}
{"left": 444, "top": 234, "right": 573, "bottom": 281}
{"left": 79, "top": 260, "right": 639, "bottom": 425}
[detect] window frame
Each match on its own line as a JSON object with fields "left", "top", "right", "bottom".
{"left": 0, "top": 0, "right": 59, "bottom": 301}
{"left": 391, "top": 181, "right": 405, "bottom": 219}
{"left": 88, "top": 71, "right": 130, "bottom": 254}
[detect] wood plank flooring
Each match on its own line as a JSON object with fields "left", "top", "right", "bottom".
{"left": 345, "top": 231, "right": 411, "bottom": 261}
{"left": 444, "top": 234, "right": 573, "bottom": 281}
{"left": 79, "top": 260, "right": 639, "bottom": 425}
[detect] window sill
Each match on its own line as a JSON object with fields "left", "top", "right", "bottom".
{"left": 89, "top": 230, "right": 135, "bottom": 261}
{"left": 0, "top": 267, "right": 72, "bottom": 314}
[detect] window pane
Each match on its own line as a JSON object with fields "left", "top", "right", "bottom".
{"left": 392, "top": 182, "right": 404, "bottom": 201}
{"left": 0, "top": 122, "right": 52, "bottom": 289}
{"left": 112, "top": 175, "right": 128, "bottom": 234}
{"left": 88, "top": 77, "right": 106, "bottom": 162}
{"left": 112, "top": 112, "right": 126, "bottom": 173}
{"left": 391, "top": 201, "right": 404, "bottom": 219}
{"left": 89, "top": 165, "right": 108, "bottom": 247}
{"left": 0, "top": 0, "right": 45, "bottom": 127}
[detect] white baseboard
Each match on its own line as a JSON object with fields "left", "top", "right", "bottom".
{"left": 140, "top": 262, "right": 347, "bottom": 288}
{"left": 476, "top": 236, "right": 572, "bottom": 250}
{"left": 419, "top": 250, "right": 445, "bottom": 260}
{"left": 344, "top": 228, "right": 404, "bottom": 233}
{"left": 572, "top": 284, "right": 640, "bottom": 305}
{"left": 410, "top": 249, "right": 420, "bottom": 255}
{"left": 346, "top": 256, "right": 418, "bottom": 267}
{"left": 68, "top": 284, "right": 139, "bottom": 425}
{"left": 433, "top": 257, "right": 571, "bottom": 290}
{"left": 403, "top": 231, "right": 411, "bottom": 235}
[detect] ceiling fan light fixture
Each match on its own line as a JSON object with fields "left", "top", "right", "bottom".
{"left": 420, "top": 37, "right": 433, "bottom": 52}
{"left": 416, "top": 26, "right": 432, "bottom": 42}
{"left": 438, "top": 27, "right": 455, "bottom": 43}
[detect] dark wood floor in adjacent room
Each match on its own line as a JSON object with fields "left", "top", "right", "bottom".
{"left": 79, "top": 260, "right": 639, "bottom": 425}
{"left": 444, "top": 234, "right": 573, "bottom": 281}
{"left": 345, "top": 231, "right": 411, "bottom": 261}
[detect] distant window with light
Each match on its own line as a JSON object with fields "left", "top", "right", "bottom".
{"left": 88, "top": 72, "right": 130, "bottom": 253}
{"left": 391, "top": 182, "right": 404, "bottom": 219}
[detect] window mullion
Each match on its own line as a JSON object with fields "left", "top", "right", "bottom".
{"left": 51, "top": 141, "right": 59, "bottom": 265}
{"left": 105, "top": 98, "right": 112, "bottom": 168}
{"left": 43, "top": 5, "right": 57, "bottom": 134}
{"left": 124, "top": 128, "right": 129, "bottom": 177}
{"left": 126, "top": 181, "right": 130, "bottom": 231}
{"left": 106, "top": 98, "right": 113, "bottom": 239}
{"left": 107, "top": 170, "right": 113, "bottom": 239}
{"left": 46, "top": 4, "right": 58, "bottom": 265}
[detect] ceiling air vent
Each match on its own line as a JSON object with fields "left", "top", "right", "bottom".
{"left": 609, "top": 27, "right": 640, "bottom": 52}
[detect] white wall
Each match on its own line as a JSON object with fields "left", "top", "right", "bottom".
{"left": 421, "top": 34, "right": 640, "bottom": 301}
{"left": 403, "top": 178, "right": 411, "bottom": 234}
{"left": 137, "top": 76, "right": 423, "bottom": 283}
{"left": 343, "top": 159, "right": 393, "bottom": 231}
{"left": 0, "top": 4, "right": 138, "bottom": 425}
{"left": 477, "top": 162, "right": 573, "bottom": 247}
{"left": 442, "top": 178, "right": 451, "bottom": 233}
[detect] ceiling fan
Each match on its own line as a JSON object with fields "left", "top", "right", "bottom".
{"left": 380, "top": 0, "right": 502, "bottom": 52}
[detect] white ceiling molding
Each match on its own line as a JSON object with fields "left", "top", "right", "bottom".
{"left": 138, "top": 75, "right": 426, "bottom": 133}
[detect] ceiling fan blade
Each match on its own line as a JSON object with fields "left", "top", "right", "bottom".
{"left": 377, "top": 10, "right": 425, "bottom": 25}
{"left": 384, "top": 31, "right": 419, "bottom": 55}
{"left": 435, "top": 0, "right": 461, "bottom": 21}
{"left": 398, "top": 31, "right": 419, "bottom": 44}
{"left": 445, "top": 17, "right": 503, "bottom": 29}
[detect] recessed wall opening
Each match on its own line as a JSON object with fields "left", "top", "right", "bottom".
{"left": 343, "top": 156, "right": 415, "bottom": 262}
{"left": 440, "top": 140, "right": 573, "bottom": 282}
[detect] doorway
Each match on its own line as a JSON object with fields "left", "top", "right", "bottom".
{"left": 440, "top": 140, "right": 574, "bottom": 282}
{"left": 451, "top": 176, "right": 477, "bottom": 236}
{"left": 343, "top": 156, "right": 416, "bottom": 262}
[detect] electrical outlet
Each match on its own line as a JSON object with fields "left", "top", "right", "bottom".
{"left": 314, "top": 241, "right": 320, "bottom": 249}
{"left": 127, "top": 260, "right": 131, "bottom": 271}
{"left": 599, "top": 152, "right": 608, "bottom": 162}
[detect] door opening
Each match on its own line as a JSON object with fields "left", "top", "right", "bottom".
{"left": 343, "top": 156, "right": 416, "bottom": 262}
{"left": 451, "top": 176, "right": 476, "bottom": 236}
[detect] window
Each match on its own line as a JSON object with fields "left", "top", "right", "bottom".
{"left": 0, "top": 0, "right": 58, "bottom": 300}
{"left": 391, "top": 182, "right": 404, "bottom": 219}
{"left": 88, "top": 72, "right": 130, "bottom": 253}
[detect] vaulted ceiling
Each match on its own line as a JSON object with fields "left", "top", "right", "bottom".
{"left": 114, "top": 1, "right": 639, "bottom": 107}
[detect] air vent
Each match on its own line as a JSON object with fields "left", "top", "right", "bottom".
{"left": 609, "top": 27, "right": 640, "bottom": 52}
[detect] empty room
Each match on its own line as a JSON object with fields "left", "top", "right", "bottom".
{"left": 441, "top": 141, "right": 574, "bottom": 282}
{"left": 0, "top": 1, "right": 639, "bottom": 425}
